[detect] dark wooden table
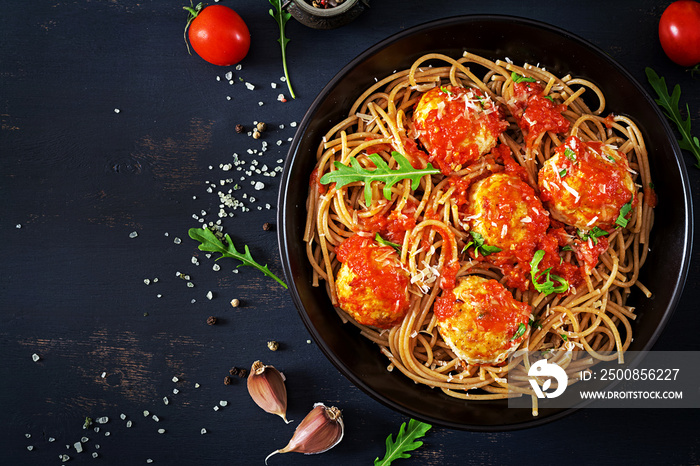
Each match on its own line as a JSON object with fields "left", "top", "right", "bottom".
{"left": 2, "top": 0, "right": 699, "bottom": 464}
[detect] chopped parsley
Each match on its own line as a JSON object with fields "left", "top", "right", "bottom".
{"left": 511, "top": 71, "right": 537, "bottom": 83}
{"left": 529, "top": 317, "right": 542, "bottom": 330}
{"left": 615, "top": 200, "right": 633, "bottom": 228}
{"left": 564, "top": 147, "right": 577, "bottom": 162}
{"left": 375, "top": 233, "right": 401, "bottom": 253}
{"left": 510, "top": 322, "right": 527, "bottom": 341}
{"left": 529, "top": 250, "right": 568, "bottom": 295}
{"left": 577, "top": 226, "right": 608, "bottom": 245}
{"left": 440, "top": 86, "right": 453, "bottom": 96}
{"left": 463, "top": 231, "right": 502, "bottom": 257}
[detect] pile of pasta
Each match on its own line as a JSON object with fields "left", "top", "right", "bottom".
{"left": 303, "top": 51, "right": 655, "bottom": 410}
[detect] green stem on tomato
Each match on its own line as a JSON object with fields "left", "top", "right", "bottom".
{"left": 182, "top": 1, "right": 203, "bottom": 55}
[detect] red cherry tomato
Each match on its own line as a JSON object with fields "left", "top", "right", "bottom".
{"left": 658, "top": 0, "right": 700, "bottom": 67}
{"left": 186, "top": 4, "right": 250, "bottom": 66}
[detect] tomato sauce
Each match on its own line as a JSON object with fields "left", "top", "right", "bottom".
{"left": 574, "top": 235, "right": 609, "bottom": 275}
{"left": 309, "top": 167, "right": 326, "bottom": 194}
{"left": 335, "top": 235, "right": 409, "bottom": 327}
{"left": 434, "top": 280, "right": 529, "bottom": 336}
{"left": 644, "top": 186, "right": 658, "bottom": 207}
{"left": 413, "top": 86, "right": 508, "bottom": 174}
{"left": 360, "top": 201, "right": 417, "bottom": 244}
{"left": 511, "top": 82, "right": 570, "bottom": 145}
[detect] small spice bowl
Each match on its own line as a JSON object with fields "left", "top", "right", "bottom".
{"left": 283, "top": 0, "right": 369, "bottom": 30}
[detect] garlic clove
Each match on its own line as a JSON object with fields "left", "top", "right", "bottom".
{"left": 265, "top": 403, "right": 344, "bottom": 464}
{"left": 247, "top": 360, "right": 289, "bottom": 423}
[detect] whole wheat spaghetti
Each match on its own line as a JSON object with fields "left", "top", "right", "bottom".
{"left": 303, "top": 51, "right": 655, "bottom": 406}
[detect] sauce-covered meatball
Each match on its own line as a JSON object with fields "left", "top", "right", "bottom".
{"left": 538, "top": 135, "right": 635, "bottom": 231}
{"left": 434, "top": 275, "right": 532, "bottom": 365}
{"left": 335, "top": 234, "right": 410, "bottom": 329}
{"left": 413, "top": 85, "right": 508, "bottom": 174}
{"left": 465, "top": 172, "right": 549, "bottom": 260}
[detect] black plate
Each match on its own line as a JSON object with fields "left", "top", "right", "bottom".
{"left": 277, "top": 15, "right": 693, "bottom": 430}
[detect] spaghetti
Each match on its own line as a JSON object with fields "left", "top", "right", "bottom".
{"left": 303, "top": 51, "right": 655, "bottom": 408}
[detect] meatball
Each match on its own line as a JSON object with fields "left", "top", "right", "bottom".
{"left": 433, "top": 275, "right": 532, "bottom": 365}
{"left": 335, "top": 234, "right": 410, "bottom": 329}
{"left": 465, "top": 172, "right": 549, "bottom": 258}
{"left": 538, "top": 135, "right": 636, "bottom": 231}
{"left": 413, "top": 85, "right": 508, "bottom": 174}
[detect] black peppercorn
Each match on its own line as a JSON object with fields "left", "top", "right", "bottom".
{"left": 235, "top": 124, "right": 244, "bottom": 133}
{"left": 224, "top": 376, "right": 233, "bottom": 385}
{"left": 207, "top": 316, "right": 217, "bottom": 325}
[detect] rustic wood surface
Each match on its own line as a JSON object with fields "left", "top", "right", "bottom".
{"left": 1, "top": 0, "right": 699, "bottom": 464}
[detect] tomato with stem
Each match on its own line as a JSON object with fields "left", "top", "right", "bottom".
{"left": 184, "top": 2, "right": 250, "bottom": 66}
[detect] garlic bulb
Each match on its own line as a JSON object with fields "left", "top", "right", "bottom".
{"left": 265, "top": 403, "right": 344, "bottom": 464}
{"left": 247, "top": 360, "right": 289, "bottom": 423}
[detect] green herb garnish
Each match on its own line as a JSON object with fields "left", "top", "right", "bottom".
{"left": 544, "top": 95, "right": 555, "bottom": 102}
{"left": 83, "top": 417, "right": 93, "bottom": 429}
{"left": 511, "top": 322, "right": 527, "bottom": 341}
{"left": 530, "top": 250, "right": 568, "bottom": 295}
{"left": 558, "top": 168, "right": 567, "bottom": 178}
{"left": 463, "top": 231, "right": 502, "bottom": 257}
{"left": 182, "top": 1, "right": 203, "bottom": 55}
{"left": 374, "top": 419, "right": 432, "bottom": 466}
{"left": 576, "top": 226, "right": 609, "bottom": 245}
{"left": 375, "top": 233, "right": 401, "bottom": 253}
{"left": 529, "top": 317, "right": 542, "bottom": 329}
{"left": 440, "top": 86, "right": 453, "bottom": 96}
{"left": 188, "top": 227, "right": 287, "bottom": 289}
{"left": 564, "top": 147, "right": 577, "bottom": 162}
{"left": 269, "top": 0, "right": 296, "bottom": 99}
{"left": 561, "top": 333, "right": 569, "bottom": 341}
{"left": 320, "top": 151, "right": 440, "bottom": 206}
{"left": 511, "top": 72, "right": 537, "bottom": 83}
{"left": 646, "top": 67, "right": 700, "bottom": 167}
{"left": 615, "top": 200, "right": 633, "bottom": 228}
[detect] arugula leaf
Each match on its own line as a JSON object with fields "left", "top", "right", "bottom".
{"left": 375, "top": 233, "right": 401, "bottom": 253}
{"left": 530, "top": 250, "right": 568, "bottom": 295}
{"left": 374, "top": 419, "right": 432, "bottom": 466}
{"left": 462, "top": 231, "right": 502, "bottom": 257}
{"left": 615, "top": 200, "right": 633, "bottom": 228}
{"left": 510, "top": 322, "right": 527, "bottom": 341}
{"left": 268, "top": 0, "right": 296, "bottom": 99}
{"left": 188, "top": 227, "right": 288, "bottom": 289}
{"left": 319, "top": 151, "right": 440, "bottom": 206}
{"left": 576, "top": 226, "right": 608, "bottom": 245}
{"left": 645, "top": 67, "right": 700, "bottom": 167}
{"left": 529, "top": 317, "right": 542, "bottom": 329}
{"left": 511, "top": 71, "right": 537, "bottom": 83}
